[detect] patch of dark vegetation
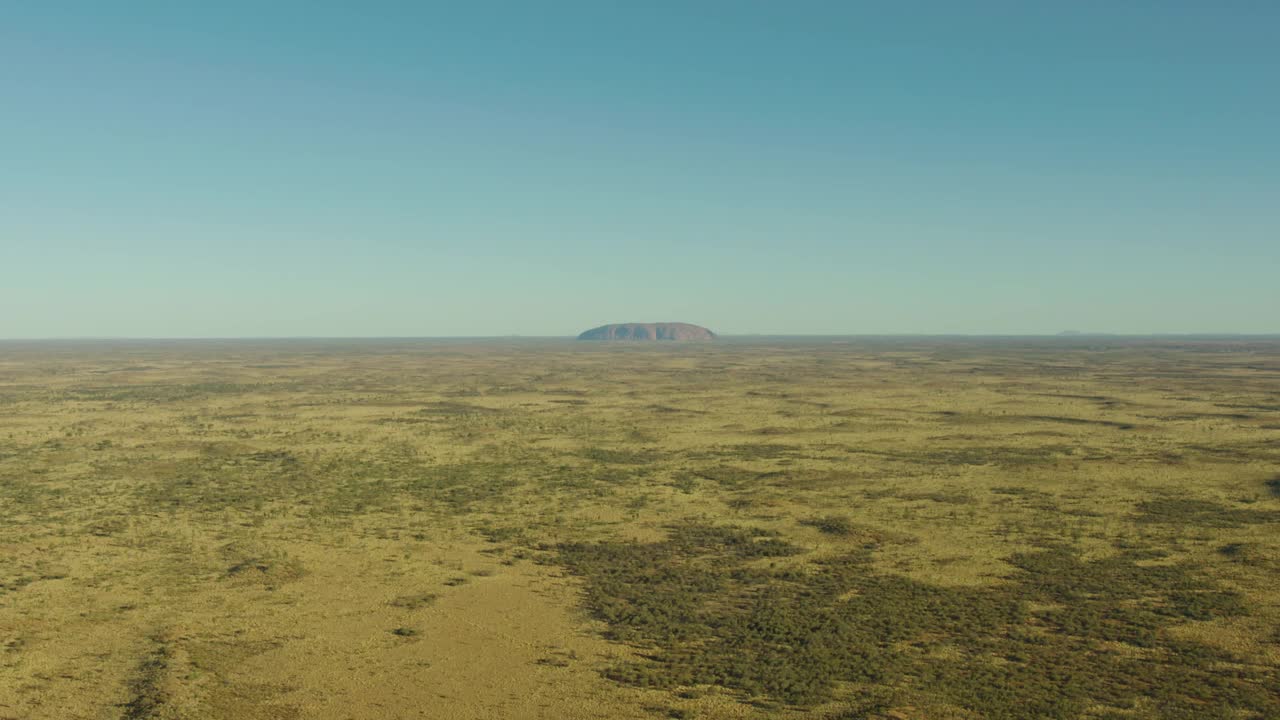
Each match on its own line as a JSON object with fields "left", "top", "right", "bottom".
{"left": 715, "top": 443, "right": 804, "bottom": 461}
{"left": 1166, "top": 412, "right": 1256, "bottom": 421}
{"left": 744, "top": 390, "right": 796, "bottom": 399}
{"left": 1022, "top": 415, "right": 1136, "bottom": 430}
{"left": 389, "top": 592, "right": 439, "bottom": 610}
{"left": 0, "top": 572, "right": 38, "bottom": 596}
{"left": 990, "top": 485, "right": 1062, "bottom": 513}
{"left": 1217, "top": 542, "right": 1248, "bottom": 558}
{"left": 1034, "top": 392, "right": 1114, "bottom": 403}
{"left": 828, "top": 407, "right": 880, "bottom": 419}
{"left": 1216, "top": 402, "right": 1280, "bottom": 412}
{"left": 859, "top": 487, "right": 898, "bottom": 501}
{"left": 648, "top": 404, "right": 706, "bottom": 415}
{"left": 1216, "top": 543, "right": 1280, "bottom": 572}
{"left": 0, "top": 471, "right": 53, "bottom": 521}
{"left": 770, "top": 469, "right": 875, "bottom": 491}
{"left": 1267, "top": 476, "right": 1280, "bottom": 498}
{"left": 667, "top": 474, "right": 699, "bottom": 494}
{"left": 895, "top": 490, "right": 975, "bottom": 505}
{"left": 374, "top": 416, "right": 433, "bottom": 425}
{"left": 414, "top": 401, "right": 501, "bottom": 416}
{"left": 245, "top": 449, "right": 299, "bottom": 465}
{"left": 1134, "top": 498, "right": 1280, "bottom": 528}
{"left": 63, "top": 382, "right": 268, "bottom": 403}
{"left": 135, "top": 450, "right": 317, "bottom": 514}
{"left": 555, "top": 523, "right": 1277, "bottom": 718}
{"left": 1005, "top": 543, "right": 1250, "bottom": 626}
{"left": 687, "top": 466, "right": 760, "bottom": 490}
{"left": 120, "top": 634, "right": 173, "bottom": 720}
{"left": 934, "top": 412, "right": 1136, "bottom": 430}
{"left": 799, "top": 514, "right": 858, "bottom": 537}
{"left": 991, "top": 485, "right": 1052, "bottom": 499}
{"left": 849, "top": 445, "right": 1074, "bottom": 467}
{"left": 753, "top": 426, "right": 795, "bottom": 436}
{"left": 555, "top": 525, "right": 803, "bottom": 650}
{"left": 399, "top": 462, "right": 520, "bottom": 513}
{"left": 476, "top": 523, "right": 528, "bottom": 545}
{"left": 222, "top": 543, "right": 307, "bottom": 585}
{"left": 797, "top": 517, "right": 901, "bottom": 548}
{"left": 581, "top": 447, "right": 652, "bottom": 465}
{"left": 1185, "top": 443, "right": 1276, "bottom": 462}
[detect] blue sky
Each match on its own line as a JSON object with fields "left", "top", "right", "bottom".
{"left": 2, "top": 2, "right": 1277, "bottom": 337}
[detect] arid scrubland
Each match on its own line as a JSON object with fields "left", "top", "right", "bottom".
{"left": 1, "top": 338, "right": 1277, "bottom": 719}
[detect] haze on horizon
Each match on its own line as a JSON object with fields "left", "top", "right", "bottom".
{"left": 2, "top": 3, "right": 1277, "bottom": 339}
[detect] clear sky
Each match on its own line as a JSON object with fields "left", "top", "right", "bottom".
{"left": 2, "top": 2, "right": 1277, "bottom": 337}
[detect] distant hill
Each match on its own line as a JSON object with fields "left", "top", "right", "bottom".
{"left": 577, "top": 322, "right": 716, "bottom": 341}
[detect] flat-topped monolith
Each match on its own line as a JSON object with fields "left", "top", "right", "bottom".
{"left": 577, "top": 323, "right": 716, "bottom": 341}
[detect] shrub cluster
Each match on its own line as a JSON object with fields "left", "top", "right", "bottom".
{"left": 557, "top": 523, "right": 1279, "bottom": 718}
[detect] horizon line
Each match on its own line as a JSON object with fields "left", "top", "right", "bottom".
{"left": 3, "top": 333, "right": 1279, "bottom": 342}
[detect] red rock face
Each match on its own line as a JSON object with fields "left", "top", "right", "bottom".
{"left": 577, "top": 323, "right": 716, "bottom": 341}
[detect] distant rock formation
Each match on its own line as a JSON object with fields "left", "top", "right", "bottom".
{"left": 577, "top": 322, "right": 716, "bottom": 341}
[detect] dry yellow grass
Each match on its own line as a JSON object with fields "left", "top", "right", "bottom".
{"left": 1, "top": 338, "right": 1277, "bottom": 718}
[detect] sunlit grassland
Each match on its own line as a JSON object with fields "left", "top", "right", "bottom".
{"left": 0, "top": 338, "right": 1277, "bottom": 719}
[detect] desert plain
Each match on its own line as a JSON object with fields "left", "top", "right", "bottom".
{"left": 1, "top": 337, "right": 1277, "bottom": 719}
